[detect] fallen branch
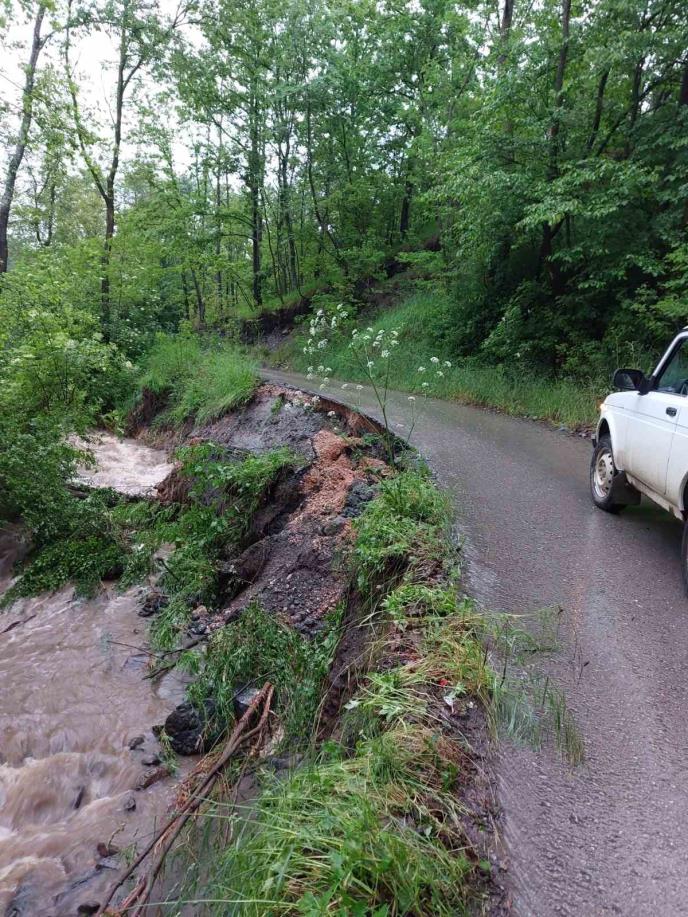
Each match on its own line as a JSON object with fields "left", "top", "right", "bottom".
{"left": 98, "top": 681, "right": 274, "bottom": 916}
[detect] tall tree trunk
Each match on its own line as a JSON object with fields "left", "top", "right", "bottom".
{"left": 191, "top": 268, "right": 205, "bottom": 325}
{"left": 0, "top": 2, "right": 46, "bottom": 273}
{"left": 679, "top": 59, "right": 688, "bottom": 108}
{"left": 249, "top": 92, "right": 263, "bottom": 308}
{"left": 399, "top": 176, "right": 412, "bottom": 238}
{"left": 499, "top": 0, "right": 514, "bottom": 54}
{"left": 539, "top": 0, "right": 571, "bottom": 297}
{"left": 181, "top": 270, "right": 191, "bottom": 321}
{"left": 586, "top": 66, "right": 610, "bottom": 152}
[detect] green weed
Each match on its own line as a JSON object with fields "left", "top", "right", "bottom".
{"left": 188, "top": 603, "right": 340, "bottom": 748}
{"left": 352, "top": 469, "right": 451, "bottom": 594}
{"left": 137, "top": 333, "right": 258, "bottom": 427}
{"left": 284, "top": 288, "right": 602, "bottom": 428}
{"left": 198, "top": 726, "right": 475, "bottom": 916}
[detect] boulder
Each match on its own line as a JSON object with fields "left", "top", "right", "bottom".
{"left": 163, "top": 699, "right": 220, "bottom": 756}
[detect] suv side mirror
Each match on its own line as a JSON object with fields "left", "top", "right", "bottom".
{"left": 613, "top": 368, "right": 646, "bottom": 392}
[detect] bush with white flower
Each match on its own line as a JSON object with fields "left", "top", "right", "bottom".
{"left": 303, "top": 304, "right": 452, "bottom": 461}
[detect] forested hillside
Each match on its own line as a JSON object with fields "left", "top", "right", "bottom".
{"left": 1, "top": 0, "right": 687, "bottom": 429}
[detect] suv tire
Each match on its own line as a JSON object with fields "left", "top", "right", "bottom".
{"left": 590, "top": 435, "right": 624, "bottom": 513}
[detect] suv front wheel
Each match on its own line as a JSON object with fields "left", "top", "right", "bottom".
{"left": 590, "top": 435, "right": 624, "bottom": 513}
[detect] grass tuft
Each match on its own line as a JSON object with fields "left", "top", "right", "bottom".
{"left": 137, "top": 333, "right": 258, "bottom": 427}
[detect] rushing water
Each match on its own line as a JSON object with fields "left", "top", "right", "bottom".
{"left": 0, "top": 435, "right": 185, "bottom": 916}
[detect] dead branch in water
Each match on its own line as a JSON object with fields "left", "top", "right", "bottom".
{"left": 98, "top": 681, "right": 274, "bottom": 916}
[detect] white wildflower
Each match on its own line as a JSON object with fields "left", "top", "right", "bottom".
{"left": 408, "top": 395, "right": 416, "bottom": 401}
{"left": 422, "top": 382, "right": 429, "bottom": 388}
{"left": 430, "top": 356, "right": 439, "bottom": 364}
{"left": 436, "top": 370, "right": 444, "bottom": 377}
{"left": 367, "top": 360, "right": 374, "bottom": 368}
{"left": 444, "top": 361, "right": 452, "bottom": 368}
{"left": 418, "top": 366, "right": 426, "bottom": 373}
{"left": 356, "top": 384, "right": 363, "bottom": 390}
{"left": 381, "top": 350, "right": 390, "bottom": 358}
{"left": 327, "top": 410, "right": 336, "bottom": 417}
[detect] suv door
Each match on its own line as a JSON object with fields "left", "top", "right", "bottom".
{"left": 625, "top": 336, "right": 688, "bottom": 495}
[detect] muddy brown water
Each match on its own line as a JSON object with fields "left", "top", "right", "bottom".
{"left": 0, "top": 435, "right": 186, "bottom": 916}
{"left": 265, "top": 369, "right": 688, "bottom": 917}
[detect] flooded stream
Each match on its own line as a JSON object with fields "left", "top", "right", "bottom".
{"left": 0, "top": 435, "right": 184, "bottom": 916}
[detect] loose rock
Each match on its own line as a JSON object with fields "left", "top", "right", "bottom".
{"left": 163, "top": 699, "right": 220, "bottom": 755}
{"left": 136, "top": 766, "right": 171, "bottom": 791}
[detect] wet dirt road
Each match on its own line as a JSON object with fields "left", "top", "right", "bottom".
{"left": 265, "top": 369, "right": 688, "bottom": 917}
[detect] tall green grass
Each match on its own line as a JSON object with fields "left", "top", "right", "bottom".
{"left": 283, "top": 291, "right": 603, "bottom": 428}
{"left": 177, "top": 469, "right": 490, "bottom": 914}
{"left": 138, "top": 333, "right": 258, "bottom": 426}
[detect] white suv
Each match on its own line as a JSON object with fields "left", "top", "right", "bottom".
{"left": 591, "top": 330, "right": 688, "bottom": 584}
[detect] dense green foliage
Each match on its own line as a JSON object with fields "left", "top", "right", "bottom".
{"left": 3, "top": 0, "right": 687, "bottom": 411}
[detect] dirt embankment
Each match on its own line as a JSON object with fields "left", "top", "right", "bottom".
{"left": 143, "top": 383, "right": 390, "bottom": 640}
{"left": 121, "top": 382, "right": 505, "bottom": 913}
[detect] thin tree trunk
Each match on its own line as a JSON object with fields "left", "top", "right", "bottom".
{"left": 0, "top": 2, "right": 46, "bottom": 273}
{"left": 399, "top": 176, "right": 412, "bottom": 238}
{"left": 191, "top": 268, "right": 205, "bottom": 325}
{"left": 539, "top": 0, "right": 571, "bottom": 297}
{"left": 181, "top": 271, "right": 191, "bottom": 321}
{"left": 249, "top": 92, "right": 263, "bottom": 308}
{"left": 586, "top": 66, "right": 610, "bottom": 152}
{"left": 681, "top": 60, "right": 688, "bottom": 107}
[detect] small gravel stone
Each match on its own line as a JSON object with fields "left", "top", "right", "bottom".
{"left": 141, "top": 753, "right": 161, "bottom": 766}
{"left": 128, "top": 735, "right": 145, "bottom": 750}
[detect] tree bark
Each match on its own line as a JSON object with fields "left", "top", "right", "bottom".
{"left": 679, "top": 59, "right": 688, "bottom": 107}
{"left": 539, "top": 0, "right": 571, "bottom": 297}
{"left": 586, "top": 66, "right": 610, "bottom": 152}
{"left": 249, "top": 90, "right": 263, "bottom": 308}
{"left": 399, "top": 177, "right": 412, "bottom": 238}
{"left": 0, "top": 2, "right": 46, "bottom": 273}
